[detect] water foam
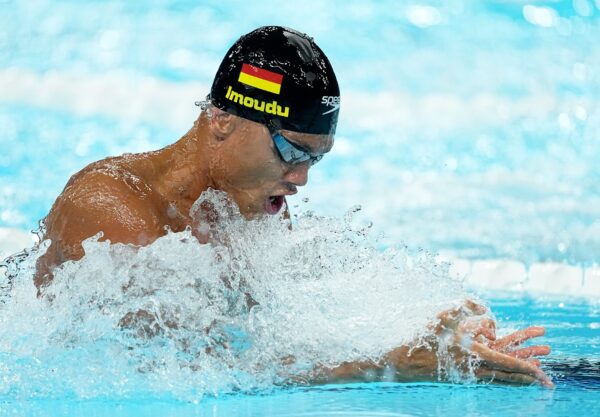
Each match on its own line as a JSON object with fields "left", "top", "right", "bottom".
{"left": 0, "top": 190, "right": 471, "bottom": 400}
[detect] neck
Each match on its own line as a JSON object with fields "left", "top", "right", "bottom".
{"left": 153, "top": 114, "right": 214, "bottom": 219}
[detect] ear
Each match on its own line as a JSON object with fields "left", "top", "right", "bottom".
{"left": 208, "top": 107, "right": 236, "bottom": 140}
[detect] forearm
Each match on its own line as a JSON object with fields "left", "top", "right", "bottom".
{"left": 311, "top": 344, "right": 436, "bottom": 384}
{"left": 315, "top": 358, "right": 383, "bottom": 383}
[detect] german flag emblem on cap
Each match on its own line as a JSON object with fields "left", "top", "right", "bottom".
{"left": 238, "top": 63, "right": 283, "bottom": 95}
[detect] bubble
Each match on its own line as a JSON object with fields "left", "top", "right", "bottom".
{"left": 574, "top": 106, "right": 588, "bottom": 120}
{"left": 573, "top": 0, "right": 593, "bottom": 17}
{"left": 523, "top": 5, "right": 558, "bottom": 28}
{"left": 558, "top": 113, "right": 572, "bottom": 130}
{"left": 406, "top": 5, "right": 442, "bottom": 28}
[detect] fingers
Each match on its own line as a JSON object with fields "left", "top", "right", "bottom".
{"left": 506, "top": 345, "right": 551, "bottom": 359}
{"left": 468, "top": 318, "right": 497, "bottom": 341}
{"left": 489, "top": 327, "right": 546, "bottom": 351}
{"left": 436, "top": 300, "right": 491, "bottom": 332}
{"left": 437, "top": 299, "right": 488, "bottom": 321}
{"left": 474, "top": 326, "right": 496, "bottom": 342}
{"left": 470, "top": 341, "right": 554, "bottom": 388}
{"left": 472, "top": 342, "right": 537, "bottom": 373}
{"left": 432, "top": 307, "right": 553, "bottom": 388}
{"left": 475, "top": 368, "right": 553, "bottom": 387}
{"left": 437, "top": 308, "right": 461, "bottom": 328}
{"left": 475, "top": 368, "right": 537, "bottom": 386}
{"left": 462, "top": 299, "right": 488, "bottom": 316}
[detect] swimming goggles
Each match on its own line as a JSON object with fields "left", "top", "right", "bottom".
{"left": 269, "top": 127, "right": 324, "bottom": 166}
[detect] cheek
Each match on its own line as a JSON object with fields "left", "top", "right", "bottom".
{"left": 230, "top": 140, "right": 283, "bottom": 186}
{"left": 235, "top": 158, "right": 282, "bottom": 187}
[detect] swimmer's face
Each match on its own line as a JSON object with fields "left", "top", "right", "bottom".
{"left": 209, "top": 114, "right": 333, "bottom": 218}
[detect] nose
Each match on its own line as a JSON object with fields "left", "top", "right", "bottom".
{"left": 283, "top": 162, "right": 310, "bottom": 187}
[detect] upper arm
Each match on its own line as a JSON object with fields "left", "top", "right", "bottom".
{"left": 39, "top": 170, "right": 163, "bottom": 274}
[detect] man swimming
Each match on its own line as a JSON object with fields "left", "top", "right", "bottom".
{"left": 34, "top": 26, "right": 553, "bottom": 387}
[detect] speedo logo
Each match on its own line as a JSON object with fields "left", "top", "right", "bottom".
{"left": 225, "top": 86, "right": 290, "bottom": 117}
{"left": 321, "top": 96, "right": 340, "bottom": 115}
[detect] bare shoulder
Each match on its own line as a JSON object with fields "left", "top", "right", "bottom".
{"left": 45, "top": 157, "right": 165, "bottom": 254}
{"left": 35, "top": 156, "right": 166, "bottom": 289}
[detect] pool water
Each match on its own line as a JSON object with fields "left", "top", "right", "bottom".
{"left": 1, "top": 299, "right": 598, "bottom": 417}
{"left": 1, "top": 0, "right": 599, "bottom": 416}
{"left": 1, "top": 0, "right": 599, "bottom": 264}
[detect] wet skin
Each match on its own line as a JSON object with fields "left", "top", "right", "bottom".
{"left": 36, "top": 108, "right": 331, "bottom": 287}
{"left": 35, "top": 110, "right": 553, "bottom": 388}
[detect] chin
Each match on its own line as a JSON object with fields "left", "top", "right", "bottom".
{"left": 232, "top": 191, "right": 286, "bottom": 219}
{"left": 237, "top": 202, "right": 265, "bottom": 220}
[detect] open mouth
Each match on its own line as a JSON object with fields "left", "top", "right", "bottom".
{"left": 265, "top": 195, "right": 285, "bottom": 215}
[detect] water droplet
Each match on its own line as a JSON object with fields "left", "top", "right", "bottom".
{"left": 558, "top": 113, "right": 572, "bottom": 130}
{"left": 574, "top": 106, "right": 587, "bottom": 121}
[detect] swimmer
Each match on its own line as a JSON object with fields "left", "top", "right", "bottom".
{"left": 34, "top": 26, "right": 553, "bottom": 388}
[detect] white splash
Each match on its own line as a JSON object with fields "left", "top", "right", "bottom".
{"left": 0, "top": 190, "right": 471, "bottom": 400}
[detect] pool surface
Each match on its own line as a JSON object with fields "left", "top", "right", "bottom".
{"left": 1, "top": 299, "right": 598, "bottom": 417}
{"left": 1, "top": 0, "right": 599, "bottom": 416}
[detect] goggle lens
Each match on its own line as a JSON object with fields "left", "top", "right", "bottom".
{"left": 270, "top": 131, "right": 324, "bottom": 166}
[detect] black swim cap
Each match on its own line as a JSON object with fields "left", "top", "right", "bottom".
{"left": 210, "top": 26, "right": 340, "bottom": 135}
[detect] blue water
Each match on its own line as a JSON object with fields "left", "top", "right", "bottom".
{"left": 1, "top": 299, "right": 598, "bottom": 417}
{"left": 2, "top": 0, "right": 600, "bottom": 264}
{"left": 1, "top": 0, "right": 599, "bottom": 416}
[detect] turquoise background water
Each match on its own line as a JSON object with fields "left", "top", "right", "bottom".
{"left": 0, "top": 1, "right": 599, "bottom": 416}
{"left": 1, "top": 299, "right": 599, "bottom": 417}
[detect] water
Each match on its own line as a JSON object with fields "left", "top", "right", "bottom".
{"left": 1, "top": 299, "right": 598, "bottom": 416}
{"left": 1, "top": 0, "right": 599, "bottom": 264}
{"left": 1, "top": 0, "right": 599, "bottom": 415}
{"left": 0, "top": 191, "right": 471, "bottom": 399}
{"left": 0, "top": 192, "right": 598, "bottom": 415}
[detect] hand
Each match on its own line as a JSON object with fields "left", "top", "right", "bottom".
{"left": 438, "top": 300, "right": 553, "bottom": 387}
{"left": 487, "top": 326, "right": 551, "bottom": 367}
{"left": 384, "top": 300, "right": 554, "bottom": 388}
{"left": 472, "top": 326, "right": 552, "bottom": 386}
{"left": 442, "top": 300, "right": 552, "bottom": 371}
